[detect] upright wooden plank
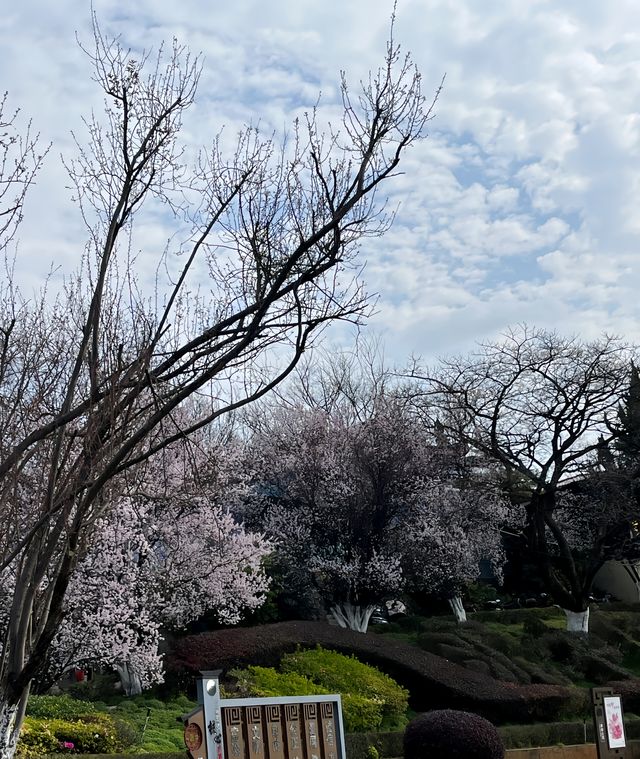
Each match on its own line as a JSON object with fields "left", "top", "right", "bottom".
{"left": 223, "top": 707, "right": 246, "bottom": 759}
{"left": 246, "top": 705, "right": 266, "bottom": 759}
{"left": 319, "top": 702, "right": 338, "bottom": 759}
{"left": 284, "top": 703, "right": 304, "bottom": 759}
{"left": 264, "top": 704, "right": 286, "bottom": 759}
{"left": 302, "top": 702, "right": 321, "bottom": 759}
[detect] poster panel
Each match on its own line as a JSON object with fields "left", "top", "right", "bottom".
{"left": 603, "top": 696, "right": 626, "bottom": 749}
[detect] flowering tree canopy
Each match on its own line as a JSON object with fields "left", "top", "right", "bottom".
{"left": 243, "top": 395, "right": 509, "bottom": 631}
{"left": 38, "top": 438, "right": 270, "bottom": 695}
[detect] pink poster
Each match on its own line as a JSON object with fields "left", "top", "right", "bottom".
{"left": 603, "top": 696, "right": 626, "bottom": 749}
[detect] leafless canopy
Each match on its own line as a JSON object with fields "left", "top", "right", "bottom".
{"left": 407, "top": 326, "right": 637, "bottom": 613}
{"left": 414, "top": 326, "right": 633, "bottom": 489}
{"left": 0, "top": 15, "right": 440, "bottom": 725}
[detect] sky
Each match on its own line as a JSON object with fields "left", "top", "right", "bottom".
{"left": 2, "top": 0, "right": 640, "bottom": 366}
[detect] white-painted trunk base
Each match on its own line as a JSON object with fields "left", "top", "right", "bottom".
{"left": 563, "top": 607, "right": 589, "bottom": 633}
{"left": 115, "top": 663, "right": 143, "bottom": 696}
{"left": 0, "top": 701, "right": 21, "bottom": 759}
{"left": 448, "top": 596, "right": 467, "bottom": 624}
{"left": 330, "top": 603, "right": 376, "bottom": 633}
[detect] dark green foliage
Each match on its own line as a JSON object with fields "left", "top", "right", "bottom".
{"left": 590, "top": 611, "right": 637, "bottom": 647}
{"left": 403, "top": 710, "right": 504, "bottom": 759}
{"left": 170, "top": 622, "right": 572, "bottom": 724}
{"left": 418, "top": 624, "right": 532, "bottom": 684}
{"left": 416, "top": 632, "right": 467, "bottom": 653}
{"left": 464, "top": 659, "right": 492, "bottom": 676}
{"left": 522, "top": 616, "right": 549, "bottom": 637}
{"left": 543, "top": 631, "right": 577, "bottom": 663}
{"left": 511, "top": 657, "right": 572, "bottom": 686}
{"left": 483, "top": 631, "right": 519, "bottom": 657}
{"left": 169, "top": 620, "right": 576, "bottom": 724}
{"left": 347, "top": 732, "right": 405, "bottom": 759}
{"left": 579, "top": 653, "right": 632, "bottom": 681}
{"left": 471, "top": 607, "right": 561, "bottom": 624}
{"left": 616, "top": 363, "right": 640, "bottom": 466}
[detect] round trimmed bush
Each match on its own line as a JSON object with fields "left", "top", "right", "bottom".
{"left": 403, "top": 710, "right": 504, "bottom": 759}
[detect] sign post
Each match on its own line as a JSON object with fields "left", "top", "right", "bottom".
{"left": 592, "top": 687, "right": 626, "bottom": 759}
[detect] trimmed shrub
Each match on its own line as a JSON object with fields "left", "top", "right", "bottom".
{"left": 512, "top": 657, "right": 572, "bottom": 686}
{"left": 230, "top": 665, "right": 330, "bottom": 698}
{"left": 18, "top": 713, "right": 121, "bottom": 756}
{"left": 16, "top": 717, "right": 59, "bottom": 759}
{"left": 341, "top": 695, "right": 385, "bottom": 733}
{"left": 483, "top": 632, "right": 519, "bottom": 658}
{"left": 347, "top": 732, "right": 405, "bottom": 759}
{"left": 169, "top": 620, "right": 575, "bottom": 724}
{"left": 229, "top": 664, "right": 384, "bottom": 732}
{"left": 416, "top": 632, "right": 468, "bottom": 654}
{"left": 26, "top": 694, "right": 97, "bottom": 720}
{"left": 403, "top": 710, "right": 504, "bottom": 759}
{"left": 522, "top": 616, "right": 549, "bottom": 637}
{"left": 281, "top": 647, "right": 409, "bottom": 725}
{"left": 580, "top": 653, "right": 632, "bottom": 682}
{"left": 464, "top": 659, "right": 492, "bottom": 676}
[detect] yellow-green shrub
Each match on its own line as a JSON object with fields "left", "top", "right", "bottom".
{"left": 17, "top": 712, "right": 121, "bottom": 756}
{"left": 282, "top": 647, "right": 409, "bottom": 726}
{"left": 16, "top": 717, "right": 59, "bottom": 759}
{"left": 26, "top": 694, "right": 97, "bottom": 721}
{"left": 229, "top": 647, "right": 409, "bottom": 733}
{"left": 230, "top": 666, "right": 330, "bottom": 698}
{"left": 340, "top": 694, "right": 384, "bottom": 732}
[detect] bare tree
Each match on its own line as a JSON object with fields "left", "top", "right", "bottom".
{"left": 0, "top": 93, "right": 47, "bottom": 254}
{"left": 0, "top": 17, "right": 440, "bottom": 757}
{"left": 409, "top": 326, "right": 636, "bottom": 634}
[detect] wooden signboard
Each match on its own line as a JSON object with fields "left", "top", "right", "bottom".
{"left": 183, "top": 674, "right": 346, "bottom": 759}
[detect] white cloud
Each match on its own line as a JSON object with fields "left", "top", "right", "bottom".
{"left": 3, "top": 0, "right": 640, "bottom": 366}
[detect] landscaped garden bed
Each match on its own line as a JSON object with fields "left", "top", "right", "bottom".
{"left": 20, "top": 607, "right": 640, "bottom": 756}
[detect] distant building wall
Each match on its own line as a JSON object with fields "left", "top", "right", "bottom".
{"left": 594, "top": 560, "right": 640, "bottom": 603}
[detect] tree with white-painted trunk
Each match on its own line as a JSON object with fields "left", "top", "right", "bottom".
{"left": 414, "top": 327, "right": 637, "bottom": 633}
{"left": 243, "top": 389, "right": 509, "bottom": 630}
{"left": 0, "top": 14, "right": 439, "bottom": 755}
{"left": 392, "top": 480, "right": 510, "bottom": 624}
{"left": 243, "top": 404, "right": 405, "bottom": 631}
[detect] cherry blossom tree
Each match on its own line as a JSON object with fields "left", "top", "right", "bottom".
{"left": 243, "top": 394, "right": 510, "bottom": 631}
{"left": 395, "top": 482, "right": 511, "bottom": 623}
{"left": 0, "top": 15, "right": 440, "bottom": 757}
{"left": 415, "top": 326, "right": 636, "bottom": 633}
{"left": 34, "top": 435, "right": 270, "bottom": 696}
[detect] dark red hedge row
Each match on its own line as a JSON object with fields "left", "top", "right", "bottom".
{"left": 167, "top": 621, "right": 578, "bottom": 724}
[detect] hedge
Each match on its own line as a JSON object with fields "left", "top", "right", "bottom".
{"left": 39, "top": 731, "right": 640, "bottom": 759}
{"left": 168, "top": 621, "right": 578, "bottom": 724}
{"left": 18, "top": 714, "right": 122, "bottom": 758}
